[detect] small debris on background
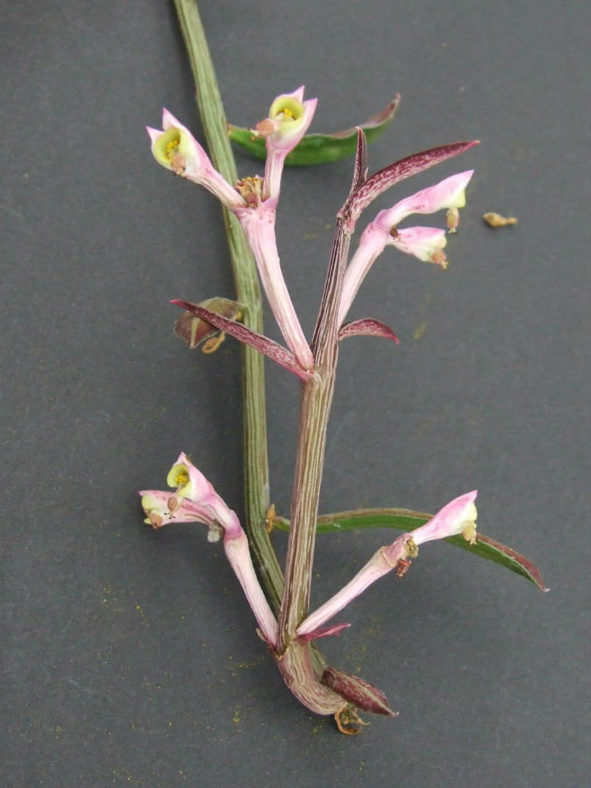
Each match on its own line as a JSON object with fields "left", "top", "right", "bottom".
{"left": 483, "top": 212, "right": 518, "bottom": 228}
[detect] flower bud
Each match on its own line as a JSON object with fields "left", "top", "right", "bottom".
{"left": 391, "top": 226, "right": 448, "bottom": 266}
{"left": 412, "top": 491, "right": 478, "bottom": 546}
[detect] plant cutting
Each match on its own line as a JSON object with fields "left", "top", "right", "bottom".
{"left": 139, "top": 0, "right": 545, "bottom": 734}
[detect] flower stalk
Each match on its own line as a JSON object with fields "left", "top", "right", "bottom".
{"left": 277, "top": 216, "right": 352, "bottom": 651}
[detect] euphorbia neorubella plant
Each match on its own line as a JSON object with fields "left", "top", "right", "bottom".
{"left": 141, "top": 6, "right": 544, "bottom": 735}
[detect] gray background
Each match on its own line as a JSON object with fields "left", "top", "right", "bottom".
{"left": 2, "top": 1, "right": 590, "bottom": 785}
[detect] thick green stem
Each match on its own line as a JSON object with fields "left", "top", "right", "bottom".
{"left": 173, "top": 0, "right": 283, "bottom": 607}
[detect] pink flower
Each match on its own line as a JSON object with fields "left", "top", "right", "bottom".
{"left": 297, "top": 491, "right": 478, "bottom": 637}
{"left": 375, "top": 170, "right": 474, "bottom": 230}
{"left": 147, "top": 100, "right": 315, "bottom": 373}
{"left": 253, "top": 86, "right": 318, "bottom": 200}
{"left": 405, "top": 490, "right": 478, "bottom": 548}
{"left": 140, "top": 489, "right": 219, "bottom": 535}
{"left": 166, "top": 450, "right": 214, "bottom": 501}
{"left": 338, "top": 171, "right": 474, "bottom": 324}
{"left": 147, "top": 109, "right": 244, "bottom": 210}
{"left": 140, "top": 453, "right": 277, "bottom": 644}
{"left": 390, "top": 226, "right": 448, "bottom": 264}
{"left": 140, "top": 452, "right": 241, "bottom": 540}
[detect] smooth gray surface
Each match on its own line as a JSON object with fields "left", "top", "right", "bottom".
{"left": 2, "top": 1, "right": 590, "bottom": 785}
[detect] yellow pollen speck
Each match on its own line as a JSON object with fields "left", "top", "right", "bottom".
{"left": 265, "top": 504, "right": 276, "bottom": 533}
{"left": 176, "top": 471, "right": 189, "bottom": 486}
{"left": 413, "top": 321, "right": 428, "bottom": 340}
{"left": 165, "top": 139, "right": 179, "bottom": 160}
{"left": 280, "top": 107, "right": 294, "bottom": 119}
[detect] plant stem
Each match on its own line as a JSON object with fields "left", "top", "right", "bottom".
{"left": 278, "top": 219, "right": 352, "bottom": 650}
{"left": 173, "top": 0, "right": 283, "bottom": 608}
{"left": 173, "top": 0, "right": 334, "bottom": 688}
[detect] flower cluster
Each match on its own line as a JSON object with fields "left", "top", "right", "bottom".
{"left": 144, "top": 88, "right": 480, "bottom": 723}
{"left": 148, "top": 88, "right": 316, "bottom": 371}
{"left": 338, "top": 170, "right": 473, "bottom": 324}
{"left": 147, "top": 88, "right": 473, "bottom": 377}
{"left": 141, "top": 455, "right": 477, "bottom": 656}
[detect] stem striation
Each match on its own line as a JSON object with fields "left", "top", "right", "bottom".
{"left": 278, "top": 219, "right": 352, "bottom": 651}
{"left": 173, "top": 0, "right": 351, "bottom": 708}
{"left": 173, "top": 0, "right": 283, "bottom": 607}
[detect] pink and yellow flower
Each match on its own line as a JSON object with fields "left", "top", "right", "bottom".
{"left": 338, "top": 170, "right": 474, "bottom": 323}
{"left": 147, "top": 109, "right": 244, "bottom": 209}
{"left": 297, "top": 491, "right": 478, "bottom": 637}
{"left": 147, "top": 94, "right": 317, "bottom": 373}
{"left": 253, "top": 86, "right": 318, "bottom": 200}
{"left": 140, "top": 453, "right": 277, "bottom": 644}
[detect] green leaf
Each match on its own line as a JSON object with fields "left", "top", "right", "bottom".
{"left": 272, "top": 508, "right": 547, "bottom": 592}
{"left": 228, "top": 95, "right": 400, "bottom": 166}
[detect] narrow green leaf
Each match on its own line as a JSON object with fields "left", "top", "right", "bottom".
{"left": 272, "top": 508, "right": 547, "bottom": 592}
{"left": 228, "top": 95, "right": 400, "bottom": 166}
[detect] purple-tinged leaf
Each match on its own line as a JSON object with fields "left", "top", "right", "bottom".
{"left": 174, "top": 296, "right": 240, "bottom": 349}
{"left": 339, "top": 318, "right": 399, "bottom": 344}
{"left": 171, "top": 300, "right": 312, "bottom": 380}
{"left": 348, "top": 128, "right": 368, "bottom": 196}
{"left": 297, "top": 622, "right": 351, "bottom": 642}
{"left": 474, "top": 533, "right": 549, "bottom": 592}
{"left": 343, "top": 140, "right": 480, "bottom": 227}
{"left": 322, "top": 667, "right": 397, "bottom": 717}
{"left": 330, "top": 94, "right": 400, "bottom": 139}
